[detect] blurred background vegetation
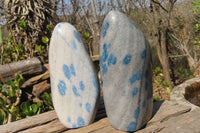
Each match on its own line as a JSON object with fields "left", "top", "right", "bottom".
{"left": 0, "top": 0, "right": 200, "bottom": 125}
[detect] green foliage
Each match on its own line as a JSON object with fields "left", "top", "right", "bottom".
{"left": 35, "top": 45, "right": 45, "bottom": 56}
{"left": 154, "top": 97, "right": 161, "bottom": 101}
{"left": 153, "top": 67, "right": 162, "bottom": 76}
{"left": 1, "top": 36, "right": 26, "bottom": 64}
{"left": 41, "top": 92, "right": 54, "bottom": 110}
{"left": 192, "top": 0, "right": 200, "bottom": 47}
{"left": 0, "top": 26, "right": 2, "bottom": 44}
{"left": 175, "top": 68, "right": 193, "bottom": 79}
{"left": 0, "top": 73, "right": 54, "bottom": 125}
{"left": 42, "top": 36, "right": 49, "bottom": 44}
{"left": 0, "top": 109, "right": 6, "bottom": 125}
{"left": 18, "top": 19, "right": 27, "bottom": 31}
{"left": 83, "top": 32, "right": 92, "bottom": 40}
{"left": 46, "top": 24, "right": 54, "bottom": 32}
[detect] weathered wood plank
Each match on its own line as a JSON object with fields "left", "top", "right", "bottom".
{"left": 0, "top": 111, "right": 57, "bottom": 133}
{"left": 0, "top": 58, "right": 43, "bottom": 80}
{"left": 19, "top": 119, "right": 67, "bottom": 133}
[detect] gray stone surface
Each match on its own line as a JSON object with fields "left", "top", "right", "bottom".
{"left": 170, "top": 77, "right": 200, "bottom": 110}
{"left": 49, "top": 22, "right": 99, "bottom": 128}
{"left": 100, "top": 11, "right": 153, "bottom": 132}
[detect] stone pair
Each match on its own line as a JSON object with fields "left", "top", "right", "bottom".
{"left": 49, "top": 11, "right": 153, "bottom": 132}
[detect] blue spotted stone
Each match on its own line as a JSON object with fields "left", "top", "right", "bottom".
{"left": 57, "top": 80, "right": 67, "bottom": 96}
{"left": 123, "top": 54, "right": 132, "bottom": 65}
{"left": 49, "top": 22, "right": 99, "bottom": 129}
{"left": 100, "top": 11, "right": 152, "bottom": 132}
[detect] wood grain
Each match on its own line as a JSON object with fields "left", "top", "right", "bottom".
{"left": 0, "top": 58, "right": 43, "bottom": 80}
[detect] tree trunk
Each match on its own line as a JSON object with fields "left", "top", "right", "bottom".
{"left": 161, "top": 27, "right": 171, "bottom": 87}
{"left": 90, "top": 0, "right": 100, "bottom": 55}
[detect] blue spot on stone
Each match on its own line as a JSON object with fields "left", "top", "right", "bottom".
{"left": 101, "top": 64, "right": 108, "bottom": 76}
{"left": 102, "top": 22, "right": 109, "bottom": 38}
{"left": 79, "top": 81, "right": 85, "bottom": 91}
{"left": 79, "top": 103, "right": 82, "bottom": 107}
{"left": 58, "top": 24, "right": 61, "bottom": 28}
{"left": 67, "top": 117, "right": 71, "bottom": 123}
{"left": 141, "top": 49, "right": 146, "bottom": 59}
{"left": 129, "top": 70, "right": 142, "bottom": 85}
{"left": 145, "top": 70, "right": 148, "bottom": 78}
{"left": 102, "top": 43, "right": 108, "bottom": 62}
{"left": 101, "top": 80, "right": 103, "bottom": 86}
{"left": 63, "top": 64, "right": 71, "bottom": 80}
{"left": 145, "top": 82, "right": 148, "bottom": 90}
{"left": 108, "top": 54, "right": 114, "bottom": 66}
{"left": 132, "top": 88, "right": 138, "bottom": 97}
{"left": 112, "top": 56, "right": 117, "bottom": 65}
{"left": 71, "top": 40, "right": 77, "bottom": 50}
{"left": 108, "top": 54, "right": 117, "bottom": 66}
{"left": 134, "top": 107, "right": 140, "bottom": 119}
{"left": 72, "top": 124, "right": 77, "bottom": 128}
{"left": 123, "top": 54, "right": 132, "bottom": 65}
{"left": 74, "top": 30, "right": 81, "bottom": 43}
{"left": 86, "top": 103, "right": 91, "bottom": 113}
{"left": 57, "top": 80, "right": 67, "bottom": 96}
{"left": 70, "top": 64, "right": 76, "bottom": 77}
{"left": 72, "top": 85, "right": 80, "bottom": 97}
{"left": 108, "top": 43, "right": 111, "bottom": 48}
{"left": 92, "top": 75, "right": 98, "bottom": 92}
{"left": 127, "top": 121, "right": 137, "bottom": 132}
{"left": 143, "top": 100, "right": 146, "bottom": 107}
{"left": 77, "top": 117, "right": 85, "bottom": 127}
{"left": 132, "top": 22, "right": 138, "bottom": 29}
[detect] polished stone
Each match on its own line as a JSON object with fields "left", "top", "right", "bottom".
{"left": 49, "top": 22, "right": 99, "bottom": 128}
{"left": 100, "top": 11, "right": 153, "bottom": 132}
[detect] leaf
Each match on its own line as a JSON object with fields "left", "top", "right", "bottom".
{"left": 8, "top": 106, "right": 19, "bottom": 117}
{"left": 154, "top": 97, "right": 161, "bottom": 101}
{"left": 166, "top": 87, "right": 171, "bottom": 94}
{"left": 7, "top": 87, "right": 16, "bottom": 97}
{"left": 0, "top": 97, "right": 5, "bottom": 105}
{"left": 46, "top": 24, "right": 54, "bottom": 31}
{"left": 31, "top": 104, "right": 38, "bottom": 114}
{"left": 163, "top": 81, "right": 169, "bottom": 88}
{"left": 42, "top": 36, "right": 49, "bottom": 44}
{"left": 20, "top": 101, "right": 30, "bottom": 113}
{"left": 0, "top": 109, "right": 6, "bottom": 125}
{"left": 18, "top": 19, "right": 27, "bottom": 31}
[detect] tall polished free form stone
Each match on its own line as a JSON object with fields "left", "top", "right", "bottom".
{"left": 49, "top": 22, "right": 99, "bottom": 128}
{"left": 100, "top": 11, "right": 153, "bottom": 132}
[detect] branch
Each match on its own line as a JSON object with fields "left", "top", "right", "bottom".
{"left": 151, "top": 0, "right": 168, "bottom": 13}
